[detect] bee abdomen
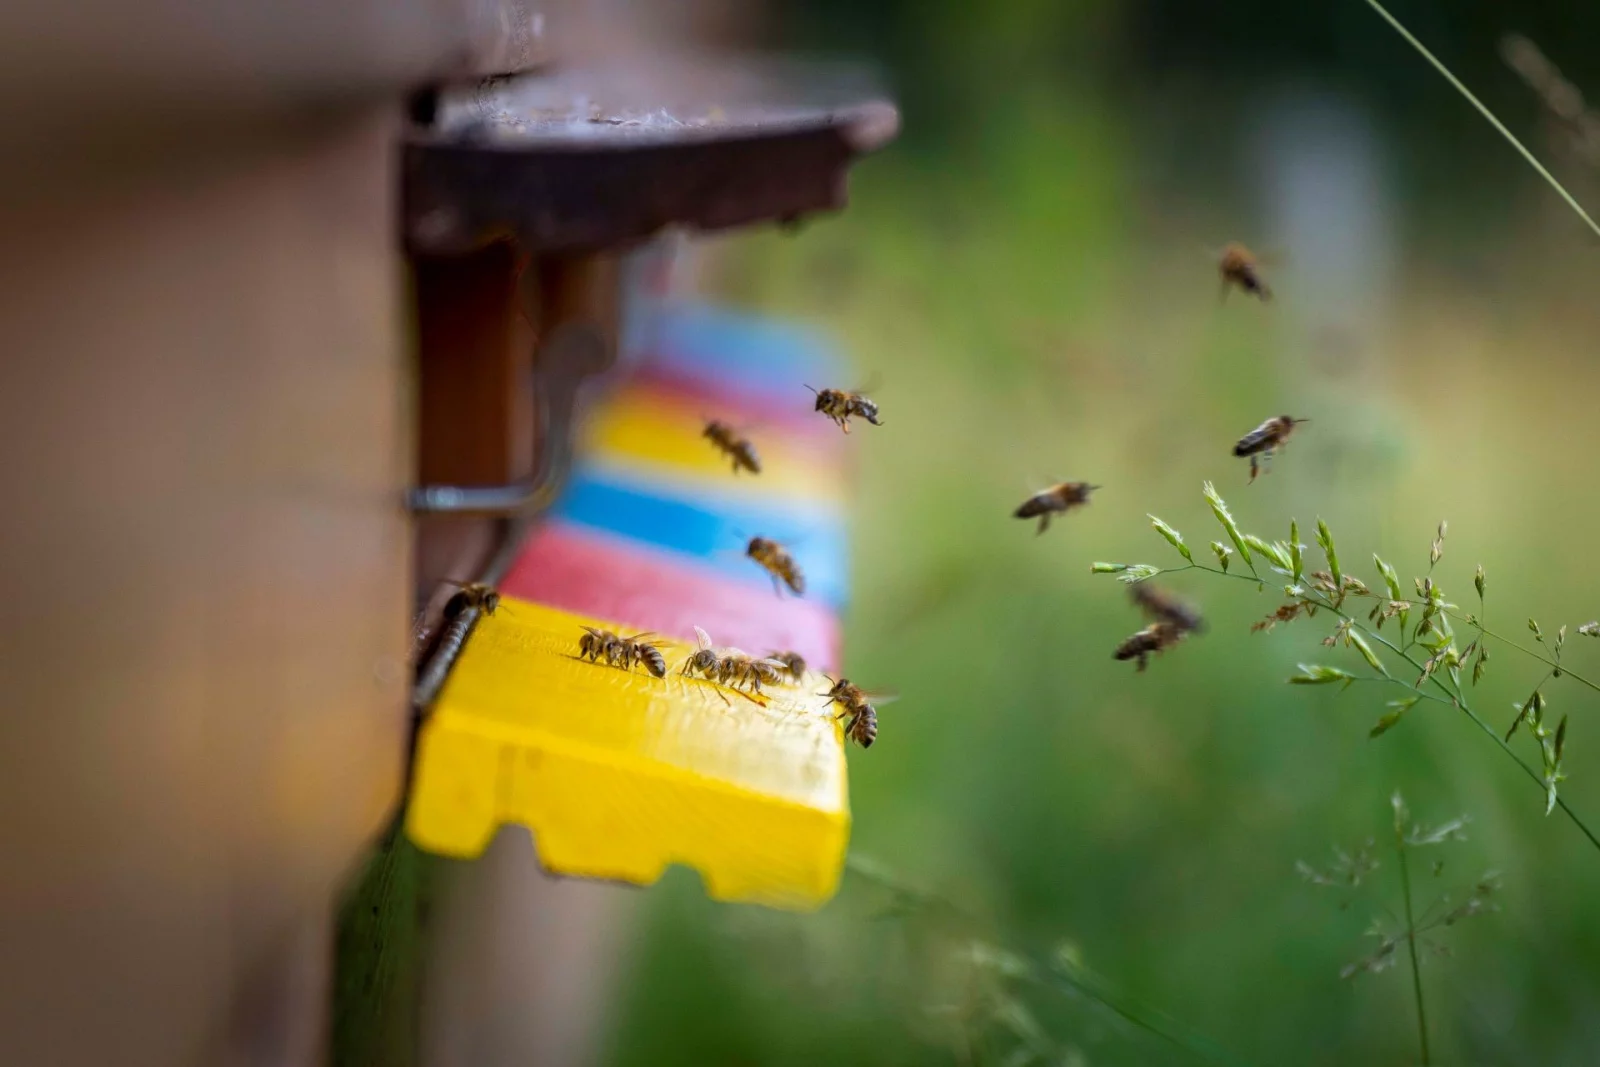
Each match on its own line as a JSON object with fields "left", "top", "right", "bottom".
{"left": 1113, "top": 632, "right": 1156, "bottom": 660}
{"left": 1233, "top": 432, "right": 1269, "bottom": 456}
{"left": 637, "top": 645, "right": 666, "bottom": 678}
{"left": 1014, "top": 494, "right": 1053, "bottom": 519}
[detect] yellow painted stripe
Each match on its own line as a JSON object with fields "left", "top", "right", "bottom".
{"left": 581, "top": 393, "right": 847, "bottom": 505}
{"left": 406, "top": 597, "right": 851, "bottom": 910}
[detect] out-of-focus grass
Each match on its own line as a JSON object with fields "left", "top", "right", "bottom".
{"left": 602, "top": 76, "right": 1600, "bottom": 1067}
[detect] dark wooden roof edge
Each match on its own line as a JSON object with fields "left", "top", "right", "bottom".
{"left": 404, "top": 55, "right": 899, "bottom": 255}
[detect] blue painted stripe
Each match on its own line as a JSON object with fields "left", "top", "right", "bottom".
{"left": 622, "top": 300, "right": 846, "bottom": 401}
{"left": 550, "top": 469, "right": 850, "bottom": 609}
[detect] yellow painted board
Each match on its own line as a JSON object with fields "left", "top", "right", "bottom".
{"left": 406, "top": 597, "right": 852, "bottom": 910}
{"left": 581, "top": 392, "right": 847, "bottom": 506}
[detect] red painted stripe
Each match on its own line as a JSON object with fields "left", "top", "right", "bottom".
{"left": 502, "top": 521, "right": 842, "bottom": 672}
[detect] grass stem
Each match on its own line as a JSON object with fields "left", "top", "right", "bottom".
{"left": 1361, "top": 0, "right": 1600, "bottom": 240}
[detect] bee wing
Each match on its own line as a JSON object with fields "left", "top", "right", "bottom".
{"left": 622, "top": 631, "right": 657, "bottom": 643}
{"left": 580, "top": 625, "right": 607, "bottom": 637}
{"left": 693, "top": 625, "right": 714, "bottom": 651}
{"left": 859, "top": 689, "right": 900, "bottom": 707}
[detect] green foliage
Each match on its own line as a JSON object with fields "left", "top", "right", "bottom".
{"left": 1097, "top": 483, "right": 1600, "bottom": 845}
{"left": 1300, "top": 792, "right": 1499, "bottom": 1066}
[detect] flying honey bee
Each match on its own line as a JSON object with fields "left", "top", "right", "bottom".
{"left": 1013, "top": 481, "right": 1100, "bottom": 535}
{"left": 1129, "top": 582, "right": 1206, "bottom": 634}
{"left": 766, "top": 650, "right": 807, "bottom": 683}
{"left": 1233, "top": 414, "right": 1310, "bottom": 483}
{"left": 702, "top": 419, "right": 761, "bottom": 475}
{"left": 747, "top": 536, "right": 805, "bottom": 596}
{"left": 1114, "top": 582, "right": 1203, "bottom": 671}
{"left": 578, "top": 626, "right": 666, "bottom": 677}
{"left": 440, "top": 579, "right": 501, "bottom": 616}
{"left": 806, "top": 384, "right": 882, "bottom": 434}
{"left": 1218, "top": 242, "right": 1272, "bottom": 302}
{"left": 820, "top": 677, "right": 897, "bottom": 749}
{"left": 1113, "top": 621, "right": 1187, "bottom": 672}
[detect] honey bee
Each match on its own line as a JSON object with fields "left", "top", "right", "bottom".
{"left": 806, "top": 385, "right": 882, "bottom": 434}
{"left": 702, "top": 419, "right": 761, "bottom": 475}
{"left": 746, "top": 536, "right": 805, "bottom": 596}
{"left": 578, "top": 626, "right": 666, "bottom": 677}
{"left": 766, "top": 649, "right": 807, "bottom": 683}
{"left": 1013, "top": 481, "right": 1100, "bottom": 535}
{"left": 621, "top": 634, "right": 668, "bottom": 678}
{"left": 1113, "top": 621, "right": 1187, "bottom": 672}
{"left": 682, "top": 627, "right": 783, "bottom": 699}
{"left": 1218, "top": 242, "right": 1272, "bottom": 302}
{"left": 682, "top": 625, "right": 723, "bottom": 679}
{"left": 1115, "top": 582, "right": 1203, "bottom": 671}
{"left": 441, "top": 579, "right": 501, "bottom": 616}
{"left": 819, "top": 677, "right": 897, "bottom": 748}
{"left": 578, "top": 625, "right": 621, "bottom": 664}
{"left": 1129, "top": 582, "right": 1206, "bottom": 634}
{"left": 719, "top": 651, "right": 787, "bottom": 695}
{"left": 1233, "top": 414, "right": 1310, "bottom": 483}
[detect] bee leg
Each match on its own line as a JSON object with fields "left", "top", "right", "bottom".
{"left": 1036, "top": 512, "right": 1051, "bottom": 536}
{"left": 770, "top": 574, "right": 784, "bottom": 598}
{"left": 1248, "top": 455, "right": 1259, "bottom": 484}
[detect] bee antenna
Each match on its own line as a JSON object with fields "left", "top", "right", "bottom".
{"left": 803, "top": 384, "right": 819, "bottom": 396}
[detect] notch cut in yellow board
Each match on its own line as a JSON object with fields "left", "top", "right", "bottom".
{"left": 406, "top": 597, "right": 852, "bottom": 910}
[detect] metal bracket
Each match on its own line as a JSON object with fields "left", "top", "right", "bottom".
{"left": 407, "top": 318, "right": 613, "bottom": 517}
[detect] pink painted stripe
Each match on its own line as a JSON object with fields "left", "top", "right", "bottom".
{"left": 501, "top": 520, "right": 842, "bottom": 673}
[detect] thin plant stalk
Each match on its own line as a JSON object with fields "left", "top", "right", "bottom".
{"left": 1159, "top": 562, "right": 1600, "bottom": 854}
{"left": 1361, "top": 0, "right": 1600, "bottom": 240}
{"left": 843, "top": 856, "right": 1253, "bottom": 1067}
{"left": 1395, "top": 828, "right": 1431, "bottom": 1066}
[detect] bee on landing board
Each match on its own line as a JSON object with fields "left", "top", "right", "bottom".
{"left": 1014, "top": 481, "right": 1100, "bottom": 535}
{"left": 682, "top": 627, "right": 772, "bottom": 705}
{"left": 1233, "top": 415, "right": 1309, "bottom": 483}
{"left": 746, "top": 536, "right": 805, "bottom": 596}
{"left": 578, "top": 626, "right": 666, "bottom": 677}
{"left": 1218, "top": 242, "right": 1272, "bottom": 302}
{"left": 682, "top": 626, "right": 723, "bottom": 680}
{"left": 719, "top": 652, "right": 787, "bottom": 696}
{"left": 702, "top": 419, "right": 761, "bottom": 475}
{"left": 440, "top": 579, "right": 501, "bottom": 617}
{"left": 819, "top": 677, "right": 898, "bottom": 749}
{"left": 1114, "top": 583, "right": 1203, "bottom": 671}
{"left": 621, "top": 634, "right": 668, "bottom": 678}
{"left": 766, "top": 650, "right": 807, "bottom": 684}
{"left": 806, "top": 385, "right": 882, "bottom": 434}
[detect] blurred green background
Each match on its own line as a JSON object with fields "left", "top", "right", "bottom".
{"left": 604, "top": 2, "right": 1600, "bottom": 1064}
